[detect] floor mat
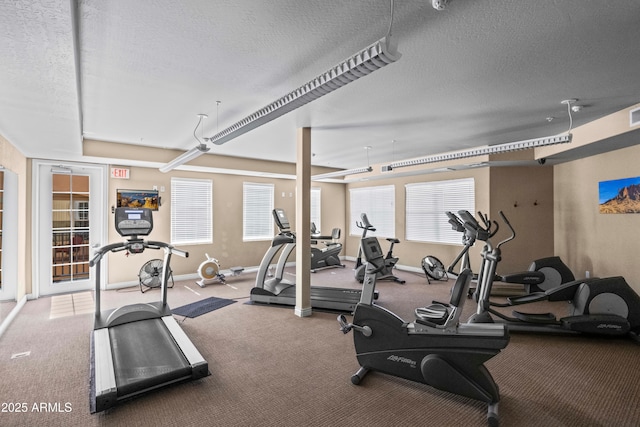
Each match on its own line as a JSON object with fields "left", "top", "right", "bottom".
{"left": 171, "top": 297, "right": 236, "bottom": 318}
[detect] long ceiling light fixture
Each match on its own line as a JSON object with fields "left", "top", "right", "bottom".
{"left": 383, "top": 98, "right": 580, "bottom": 172}
{"left": 160, "top": 114, "right": 211, "bottom": 173}
{"left": 312, "top": 166, "right": 373, "bottom": 181}
{"left": 204, "top": 2, "right": 401, "bottom": 146}
{"left": 313, "top": 145, "right": 375, "bottom": 180}
{"left": 382, "top": 134, "right": 572, "bottom": 171}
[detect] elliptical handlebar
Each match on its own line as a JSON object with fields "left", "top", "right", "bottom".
{"left": 496, "top": 211, "right": 516, "bottom": 249}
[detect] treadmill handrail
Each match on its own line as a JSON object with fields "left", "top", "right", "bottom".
{"left": 91, "top": 239, "right": 188, "bottom": 319}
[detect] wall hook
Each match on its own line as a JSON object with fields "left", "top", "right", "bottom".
{"left": 513, "top": 201, "right": 518, "bottom": 208}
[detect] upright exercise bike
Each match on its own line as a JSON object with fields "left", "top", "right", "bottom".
{"left": 353, "top": 213, "right": 405, "bottom": 284}
{"left": 338, "top": 236, "right": 509, "bottom": 426}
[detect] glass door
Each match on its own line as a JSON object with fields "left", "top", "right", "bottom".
{"left": 51, "top": 173, "right": 91, "bottom": 284}
{"left": 34, "top": 161, "right": 106, "bottom": 296}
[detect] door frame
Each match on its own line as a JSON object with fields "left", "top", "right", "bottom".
{"left": 32, "top": 160, "right": 108, "bottom": 297}
{"left": 0, "top": 169, "right": 18, "bottom": 301}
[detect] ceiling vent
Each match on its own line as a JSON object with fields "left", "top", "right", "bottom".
{"left": 631, "top": 107, "right": 640, "bottom": 127}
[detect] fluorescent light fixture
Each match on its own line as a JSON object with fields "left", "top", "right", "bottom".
{"left": 204, "top": 36, "right": 401, "bottom": 146}
{"left": 382, "top": 133, "right": 572, "bottom": 171}
{"left": 159, "top": 144, "right": 210, "bottom": 173}
{"left": 312, "top": 166, "right": 373, "bottom": 180}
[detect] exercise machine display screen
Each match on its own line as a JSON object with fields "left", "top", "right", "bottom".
{"left": 115, "top": 207, "right": 154, "bottom": 237}
{"left": 272, "top": 208, "right": 290, "bottom": 231}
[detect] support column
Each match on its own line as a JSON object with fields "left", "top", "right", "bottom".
{"left": 295, "top": 127, "right": 312, "bottom": 317}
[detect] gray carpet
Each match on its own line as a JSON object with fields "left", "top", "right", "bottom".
{"left": 0, "top": 263, "right": 638, "bottom": 426}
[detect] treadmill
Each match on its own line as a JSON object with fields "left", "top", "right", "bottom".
{"left": 90, "top": 208, "right": 209, "bottom": 413}
{"left": 250, "top": 208, "right": 378, "bottom": 312}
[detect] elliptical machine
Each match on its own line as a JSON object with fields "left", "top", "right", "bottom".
{"left": 338, "top": 236, "right": 509, "bottom": 426}
{"left": 426, "top": 211, "right": 574, "bottom": 295}
{"left": 460, "top": 210, "right": 640, "bottom": 341}
{"left": 354, "top": 213, "right": 405, "bottom": 284}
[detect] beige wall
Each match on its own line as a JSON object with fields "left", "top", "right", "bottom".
{"left": 489, "top": 166, "right": 554, "bottom": 274}
{"left": 106, "top": 165, "right": 346, "bottom": 284}
{"left": 554, "top": 143, "right": 640, "bottom": 293}
{"left": 0, "top": 134, "right": 29, "bottom": 300}
{"left": 344, "top": 166, "right": 555, "bottom": 276}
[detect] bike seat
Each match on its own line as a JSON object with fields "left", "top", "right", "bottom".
{"left": 415, "top": 304, "right": 449, "bottom": 327}
{"left": 386, "top": 238, "right": 400, "bottom": 244}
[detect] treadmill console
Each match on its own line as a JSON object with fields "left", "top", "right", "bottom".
{"left": 115, "top": 207, "right": 154, "bottom": 237}
{"left": 273, "top": 208, "right": 290, "bottom": 232}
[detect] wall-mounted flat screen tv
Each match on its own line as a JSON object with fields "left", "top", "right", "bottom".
{"left": 116, "top": 189, "right": 160, "bottom": 211}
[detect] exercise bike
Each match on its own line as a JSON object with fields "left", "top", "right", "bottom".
{"left": 460, "top": 210, "right": 640, "bottom": 341}
{"left": 353, "top": 213, "right": 405, "bottom": 284}
{"left": 310, "top": 223, "right": 345, "bottom": 272}
{"left": 338, "top": 236, "right": 509, "bottom": 426}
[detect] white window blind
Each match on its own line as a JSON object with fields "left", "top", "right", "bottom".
{"left": 349, "top": 185, "right": 395, "bottom": 237}
{"left": 171, "top": 177, "right": 213, "bottom": 245}
{"left": 405, "top": 178, "right": 475, "bottom": 244}
{"left": 243, "top": 182, "right": 274, "bottom": 241}
{"left": 311, "top": 187, "right": 321, "bottom": 232}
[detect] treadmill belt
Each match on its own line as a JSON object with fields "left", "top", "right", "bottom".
{"left": 109, "top": 318, "right": 191, "bottom": 397}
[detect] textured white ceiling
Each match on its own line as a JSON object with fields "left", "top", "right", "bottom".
{"left": 1, "top": 0, "right": 639, "bottom": 169}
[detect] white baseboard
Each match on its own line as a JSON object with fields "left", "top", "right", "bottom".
{"left": 0, "top": 294, "right": 27, "bottom": 339}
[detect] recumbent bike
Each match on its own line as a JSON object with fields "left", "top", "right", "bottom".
{"left": 338, "top": 235, "right": 509, "bottom": 426}
{"left": 310, "top": 222, "right": 345, "bottom": 272}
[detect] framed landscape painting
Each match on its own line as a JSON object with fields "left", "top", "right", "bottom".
{"left": 116, "top": 189, "right": 160, "bottom": 210}
{"left": 598, "top": 176, "right": 640, "bottom": 214}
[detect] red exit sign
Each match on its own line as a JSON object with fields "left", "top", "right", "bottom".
{"left": 111, "top": 167, "right": 130, "bottom": 179}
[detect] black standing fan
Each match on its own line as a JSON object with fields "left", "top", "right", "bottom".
{"left": 139, "top": 259, "right": 174, "bottom": 293}
{"left": 421, "top": 255, "right": 447, "bottom": 284}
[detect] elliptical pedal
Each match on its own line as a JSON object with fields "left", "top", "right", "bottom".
{"left": 511, "top": 310, "right": 557, "bottom": 324}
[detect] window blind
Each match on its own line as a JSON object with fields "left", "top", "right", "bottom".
{"left": 243, "top": 182, "right": 274, "bottom": 241}
{"left": 405, "top": 177, "right": 475, "bottom": 244}
{"left": 171, "top": 177, "right": 213, "bottom": 245}
{"left": 349, "top": 185, "right": 395, "bottom": 237}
